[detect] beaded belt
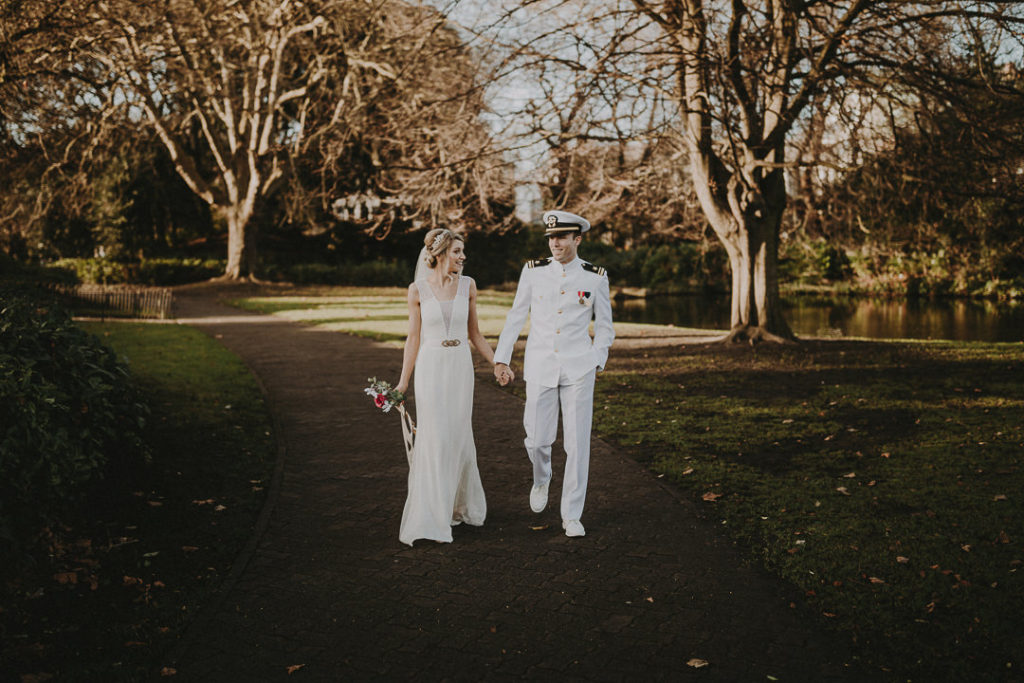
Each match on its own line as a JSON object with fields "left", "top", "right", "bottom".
{"left": 441, "top": 339, "right": 461, "bottom": 347}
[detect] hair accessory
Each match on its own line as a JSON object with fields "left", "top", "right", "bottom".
{"left": 431, "top": 231, "right": 447, "bottom": 249}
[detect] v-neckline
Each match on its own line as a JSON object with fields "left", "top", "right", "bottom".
{"left": 427, "top": 276, "right": 459, "bottom": 303}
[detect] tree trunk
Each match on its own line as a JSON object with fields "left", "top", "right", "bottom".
{"left": 695, "top": 165, "right": 795, "bottom": 344}
{"left": 223, "top": 207, "right": 254, "bottom": 280}
{"left": 716, "top": 215, "right": 794, "bottom": 343}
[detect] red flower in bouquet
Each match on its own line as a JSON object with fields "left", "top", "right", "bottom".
{"left": 364, "top": 376, "right": 415, "bottom": 464}
{"left": 364, "top": 377, "right": 406, "bottom": 414}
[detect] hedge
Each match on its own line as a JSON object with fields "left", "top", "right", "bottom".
{"left": 0, "top": 286, "right": 151, "bottom": 555}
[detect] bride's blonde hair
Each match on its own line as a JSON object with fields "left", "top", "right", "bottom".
{"left": 423, "top": 228, "right": 463, "bottom": 268}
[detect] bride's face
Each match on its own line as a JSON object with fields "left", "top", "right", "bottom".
{"left": 444, "top": 240, "right": 466, "bottom": 274}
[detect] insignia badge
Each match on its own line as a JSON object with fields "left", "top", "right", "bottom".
{"left": 545, "top": 214, "right": 558, "bottom": 228}
{"left": 578, "top": 290, "right": 591, "bottom": 305}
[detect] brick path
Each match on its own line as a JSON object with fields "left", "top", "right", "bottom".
{"left": 164, "top": 287, "right": 864, "bottom": 681}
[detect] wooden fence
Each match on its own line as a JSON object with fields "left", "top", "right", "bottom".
{"left": 58, "top": 284, "right": 174, "bottom": 319}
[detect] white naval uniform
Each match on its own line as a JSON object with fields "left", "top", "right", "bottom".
{"left": 494, "top": 256, "right": 615, "bottom": 522}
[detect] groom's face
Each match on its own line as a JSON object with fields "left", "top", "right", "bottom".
{"left": 548, "top": 232, "right": 582, "bottom": 264}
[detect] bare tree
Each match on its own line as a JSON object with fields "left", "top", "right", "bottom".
{"left": 487, "top": 1, "right": 1023, "bottom": 341}
{"left": 2, "top": 0, "right": 512, "bottom": 278}
{"left": 0, "top": 0, "right": 114, "bottom": 255}
{"left": 297, "top": 3, "right": 516, "bottom": 239}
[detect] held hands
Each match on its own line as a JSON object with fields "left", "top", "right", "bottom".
{"left": 493, "top": 362, "right": 515, "bottom": 386}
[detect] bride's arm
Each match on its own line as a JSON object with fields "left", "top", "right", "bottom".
{"left": 467, "top": 279, "right": 495, "bottom": 365}
{"left": 396, "top": 284, "right": 421, "bottom": 394}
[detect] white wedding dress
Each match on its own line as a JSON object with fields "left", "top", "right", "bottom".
{"left": 399, "top": 275, "right": 486, "bottom": 545}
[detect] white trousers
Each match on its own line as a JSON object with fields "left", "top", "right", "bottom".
{"left": 523, "top": 367, "right": 596, "bottom": 522}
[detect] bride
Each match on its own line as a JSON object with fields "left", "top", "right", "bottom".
{"left": 395, "top": 228, "right": 505, "bottom": 545}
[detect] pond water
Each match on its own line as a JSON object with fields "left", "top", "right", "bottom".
{"left": 612, "top": 294, "right": 1024, "bottom": 343}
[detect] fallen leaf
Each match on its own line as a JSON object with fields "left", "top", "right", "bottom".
{"left": 681, "top": 467, "right": 694, "bottom": 476}
{"left": 286, "top": 665, "right": 304, "bottom": 674}
{"left": 961, "top": 544, "right": 972, "bottom": 552}
{"left": 842, "top": 472, "right": 856, "bottom": 478}
{"left": 214, "top": 505, "right": 227, "bottom": 512}
{"left": 994, "top": 494, "right": 1008, "bottom": 501}
{"left": 160, "top": 668, "right": 177, "bottom": 676}
{"left": 181, "top": 546, "right": 199, "bottom": 553}
{"left": 998, "top": 530, "right": 1011, "bottom": 544}
{"left": 896, "top": 556, "right": 910, "bottom": 564}
{"left": 528, "top": 525, "right": 549, "bottom": 531}
{"left": 881, "top": 452, "right": 891, "bottom": 458}
{"left": 835, "top": 486, "right": 850, "bottom": 495}
{"left": 869, "top": 576, "right": 885, "bottom": 584}
{"left": 701, "top": 492, "right": 722, "bottom": 502}
{"left": 645, "top": 596, "right": 654, "bottom": 603}
{"left": 53, "top": 572, "right": 77, "bottom": 585}
{"left": 686, "top": 658, "right": 709, "bottom": 668}
{"left": 822, "top": 612, "right": 837, "bottom": 617}
{"left": 147, "top": 501, "right": 163, "bottom": 507}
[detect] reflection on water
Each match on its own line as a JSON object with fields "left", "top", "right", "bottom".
{"left": 613, "top": 294, "right": 1024, "bottom": 343}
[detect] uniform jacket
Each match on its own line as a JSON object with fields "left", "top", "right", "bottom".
{"left": 495, "top": 256, "right": 615, "bottom": 387}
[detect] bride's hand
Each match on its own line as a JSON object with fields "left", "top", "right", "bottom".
{"left": 395, "top": 380, "right": 408, "bottom": 395}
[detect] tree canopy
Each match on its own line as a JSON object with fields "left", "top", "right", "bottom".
{"left": 0, "top": 0, "right": 515, "bottom": 277}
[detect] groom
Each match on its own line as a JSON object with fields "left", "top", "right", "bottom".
{"left": 493, "top": 210, "right": 614, "bottom": 537}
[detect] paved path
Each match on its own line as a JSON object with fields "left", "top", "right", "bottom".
{"left": 165, "top": 287, "right": 864, "bottom": 682}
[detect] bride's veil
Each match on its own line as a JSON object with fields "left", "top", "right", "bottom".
{"left": 413, "top": 246, "right": 431, "bottom": 282}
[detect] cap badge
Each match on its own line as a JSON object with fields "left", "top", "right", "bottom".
{"left": 546, "top": 215, "right": 558, "bottom": 228}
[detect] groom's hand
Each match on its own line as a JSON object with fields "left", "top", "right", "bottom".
{"left": 494, "top": 362, "right": 514, "bottom": 386}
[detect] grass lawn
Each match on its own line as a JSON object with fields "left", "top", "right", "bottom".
{"left": 595, "top": 340, "right": 1024, "bottom": 681}
{"left": 232, "top": 285, "right": 1024, "bottom": 682}
{"left": 1, "top": 321, "right": 275, "bottom": 681}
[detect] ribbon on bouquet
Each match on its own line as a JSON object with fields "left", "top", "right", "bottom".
{"left": 396, "top": 404, "right": 416, "bottom": 466}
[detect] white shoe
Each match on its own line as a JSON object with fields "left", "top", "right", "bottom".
{"left": 529, "top": 481, "right": 549, "bottom": 513}
{"left": 562, "top": 519, "right": 585, "bottom": 537}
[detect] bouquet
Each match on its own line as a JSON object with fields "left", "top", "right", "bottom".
{"left": 365, "top": 377, "right": 415, "bottom": 464}
{"left": 364, "top": 377, "right": 406, "bottom": 413}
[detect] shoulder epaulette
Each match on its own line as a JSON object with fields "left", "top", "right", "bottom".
{"left": 526, "top": 258, "right": 551, "bottom": 269}
{"left": 581, "top": 261, "right": 607, "bottom": 277}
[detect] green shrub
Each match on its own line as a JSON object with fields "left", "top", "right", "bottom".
{"left": 0, "top": 254, "right": 78, "bottom": 286}
{"left": 0, "top": 287, "right": 151, "bottom": 552}
{"left": 49, "top": 257, "right": 224, "bottom": 285}
{"left": 135, "top": 258, "right": 225, "bottom": 285}
{"left": 637, "top": 242, "right": 728, "bottom": 293}
{"left": 265, "top": 260, "right": 410, "bottom": 286}
{"left": 780, "top": 238, "right": 851, "bottom": 284}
